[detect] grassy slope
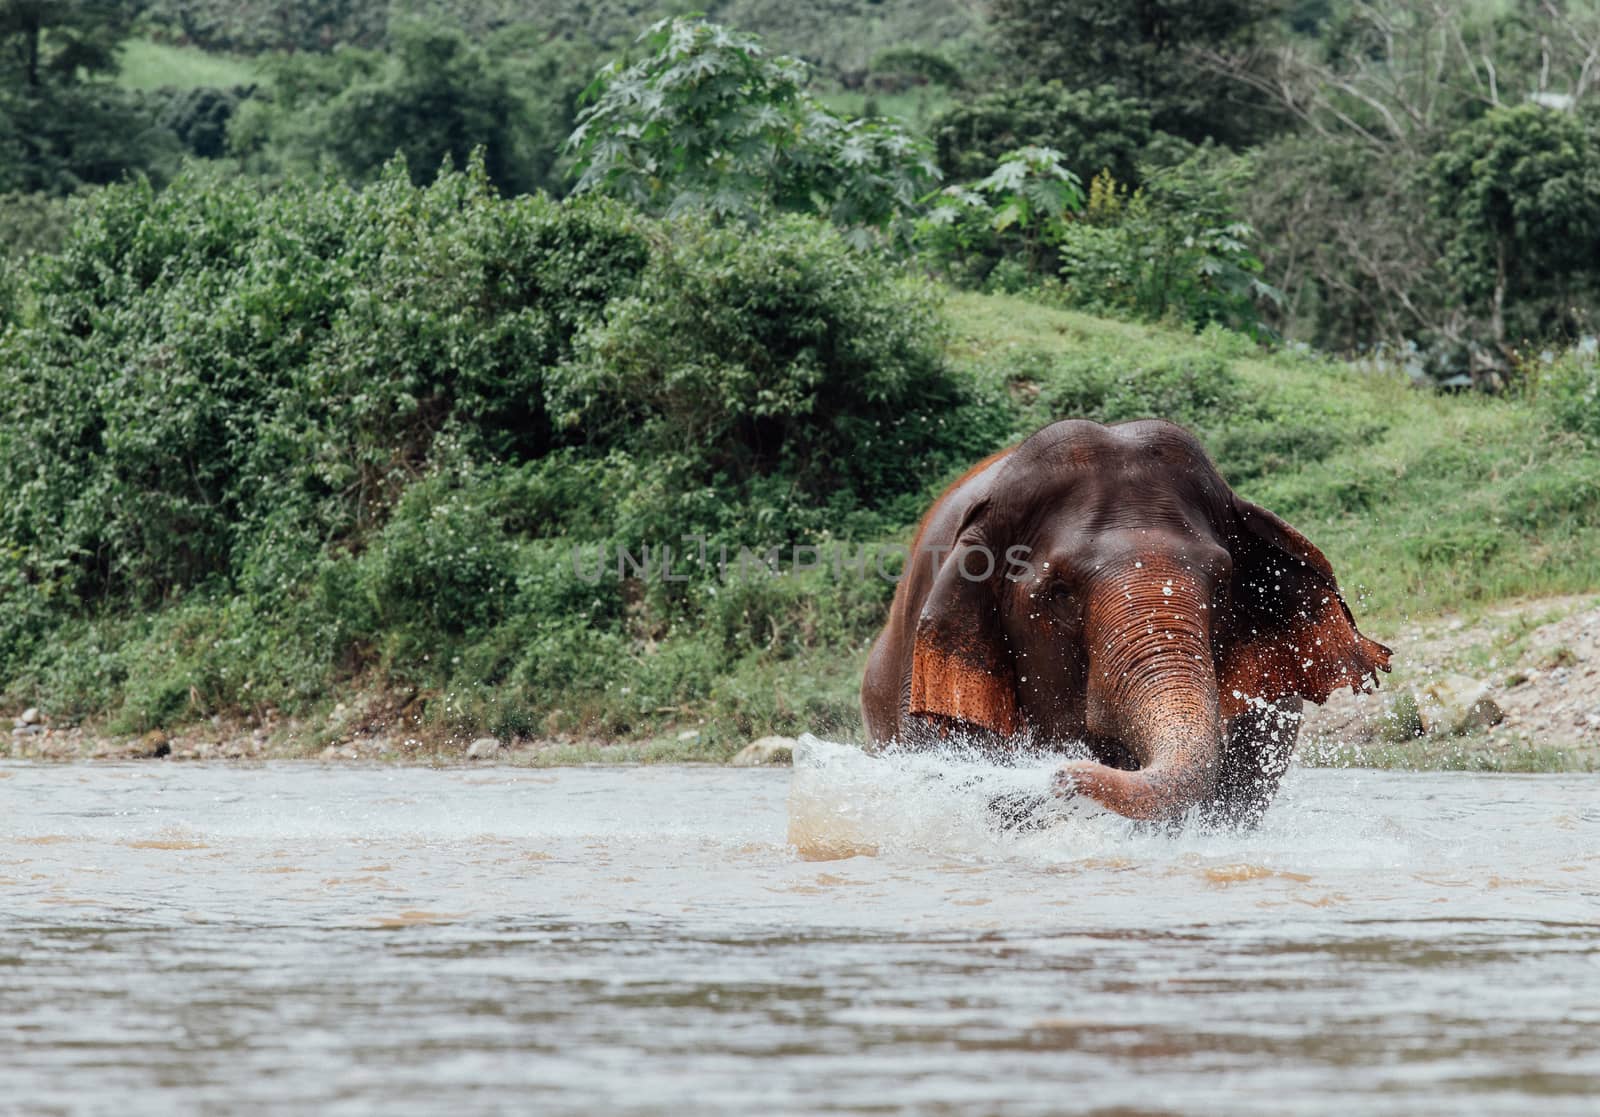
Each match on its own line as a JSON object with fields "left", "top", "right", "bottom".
{"left": 117, "top": 38, "right": 261, "bottom": 90}
{"left": 815, "top": 88, "right": 955, "bottom": 132}
{"left": 7, "top": 291, "right": 1597, "bottom": 764}
{"left": 944, "top": 292, "right": 1600, "bottom": 626}
{"left": 425, "top": 297, "right": 1596, "bottom": 760}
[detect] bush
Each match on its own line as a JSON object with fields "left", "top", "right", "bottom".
{"left": 154, "top": 86, "right": 247, "bottom": 160}
{"left": 0, "top": 191, "right": 76, "bottom": 260}
{"left": 1540, "top": 352, "right": 1600, "bottom": 444}
{"left": 567, "top": 16, "right": 937, "bottom": 239}
{"left": 919, "top": 145, "right": 1084, "bottom": 288}
{"left": 1054, "top": 153, "right": 1278, "bottom": 336}
{"left": 229, "top": 21, "right": 572, "bottom": 196}
{"left": 930, "top": 81, "right": 1154, "bottom": 185}
{"left": 1, "top": 163, "right": 1000, "bottom": 736}
{"left": 0, "top": 162, "right": 650, "bottom": 607}
{"left": 549, "top": 214, "right": 1008, "bottom": 543}
{"left": 357, "top": 464, "right": 518, "bottom": 635}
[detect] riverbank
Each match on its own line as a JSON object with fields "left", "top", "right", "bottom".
{"left": 6, "top": 262, "right": 1598, "bottom": 755}
{"left": 8, "top": 593, "right": 1598, "bottom": 772}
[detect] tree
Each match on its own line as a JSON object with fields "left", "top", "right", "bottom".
{"left": 0, "top": 0, "right": 132, "bottom": 87}
{"left": 988, "top": 0, "right": 1287, "bottom": 147}
{"left": 0, "top": 0, "right": 180, "bottom": 193}
{"left": 229, "top": 21, "right": 564, "bottom": 196}
{"left": 920, "top": 145, "right": 1084, "bottom": 284}
{"left": 1207, "top": 1, "right": 1600, "bottom": 369}
{"left": 929, "top": 81, "right": 1155, "bottom": 185}
{"left": 567, "top": 17, "right": 938, "bottom": 240}
{"left": 1430, "top": 104, "right": 1600, "bottom": 380}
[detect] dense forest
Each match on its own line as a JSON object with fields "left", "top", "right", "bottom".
{"left": 2, "top": 1, "right": 1598, "bottom": 753}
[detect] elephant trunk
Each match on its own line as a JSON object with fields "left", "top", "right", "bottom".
{"left": 1067, "top": 562, "right": 1222, "bottom": 821}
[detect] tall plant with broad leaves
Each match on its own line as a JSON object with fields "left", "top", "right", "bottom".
{"left": 565, "top": 16, "right": 938, "bottom": 245}
{"left": 1055, "top": 154, "right": 1282, "bottom": 337}
{"left": 919, "top": 145, "right": 1084, "bottom": 286}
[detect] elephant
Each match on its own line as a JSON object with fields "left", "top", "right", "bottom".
{"left": 860, "top": 418, "right": 1391, "bottom": 826}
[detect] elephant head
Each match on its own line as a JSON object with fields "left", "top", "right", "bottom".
{"left": 865, "top": 419, "right": 1390, "bottom": 823}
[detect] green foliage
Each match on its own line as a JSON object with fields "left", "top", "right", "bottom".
{"left": 1430, "top": 105, "right": 1600, "bottom": 353}
{"left": 987, "top": 0, "right": 1285, "bottom": 147}
{"left": 920, "top": 145, "right": 1084, "bottom": 287}
{"left": 152, "top": 84, "right": 245, "bottom": 159}
{"left": 0, "top": 1, "right": 182, "bottom": 194}
{"left": 1, "top": 0, "right": 134, "bottom": 83}
{"left": 137, "top": 0, "right": 986, "bottom": 82}
{"left": 0, "top": 164, "right": 996, "bottom": 738}
{"left": 1539, "top": 351, "right": 1600, "bottom": 445}
{"left": 868, "top": 47, "right": 964, "bottom": 92}
{"left": 140, "top": 0, "right": 387, "bottom": 54}
{"left": 568, "top": 17, "right": 938, "bottom": 238}
{"left": 359, "top": 464, "right": 518, "bottom": 635}
{"left": 0, "top": 163, "right": 650, "bottom": 608}
{"left": 930, "top": 81, "right": 1154, "bottom": 185}
{"left": 0, "top": 189, "right": 74, "bottom": 259}
{"left": 549, "top": 214, "right": 1005, "bottom": 542}
{"left": 230, "top": 21, "right": 567, "bottom": 195}
{"left": 1055, "top": 154, "right": 1278, "bottom": 335}
{"left": 1243, "top": 132, "right": 1443, "bottom": 357}
{"left": 920, "top": 146, "right": 1275, "bottom": 334}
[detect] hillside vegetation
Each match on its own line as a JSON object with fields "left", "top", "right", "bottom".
{"left": 3, "top": 5, "right": 1600, "bottom": 763}
{"left": 2, "top": 165, "right": 1596, "bottom": 759}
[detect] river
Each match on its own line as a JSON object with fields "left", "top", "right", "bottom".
{"left": 3, "top": 739, "right": 1598, "bottom": 1114}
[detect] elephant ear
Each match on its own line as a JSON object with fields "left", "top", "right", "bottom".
{"left": 1218, "top": 496, "right": 1391, "bottom": 719}
{"left": 907, "top": 542, "right": 1021, "bottom": 739}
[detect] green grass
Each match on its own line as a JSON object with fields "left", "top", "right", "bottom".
{"left": 7, "top": 284, "right": 1598, "bottom": 764}
{"left": 941, "top": 292, "right": 1600, "bottom": 627}
{"left": 816, "top": 87, "right": 954, "bottom": 133}
{"left": 117, "top": 38, "right": 261, "bottom": 90}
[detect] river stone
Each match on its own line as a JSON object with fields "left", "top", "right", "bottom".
{"left": 1416, "top": 674, "right": 1505, "bottom": 735}
{"left": 730, "top": 736, "right": 796, "bottom": 767}
{"left": 20, "top": 707, "right": 40, "bottom": 725}
{"left": 466, "top": 736, "right": 503, "bottom": 760}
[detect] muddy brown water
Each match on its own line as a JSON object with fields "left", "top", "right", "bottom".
{"left": 3, "top": 738, "right": 1599, "bottom": 1115}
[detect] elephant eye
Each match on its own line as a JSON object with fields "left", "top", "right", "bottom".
{"left": 1049, "top": 583, "right": 1082, "bottom": 618}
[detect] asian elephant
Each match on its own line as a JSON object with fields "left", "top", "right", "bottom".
{"left": 860, "top": 419, "right": 1391, "bottom": 826}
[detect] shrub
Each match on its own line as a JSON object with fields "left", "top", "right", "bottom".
{"left": 0, "top": 162, "right": 650, "bottom": 607}
{"left": 0, "top": 191, "right": 76, "bottom": 260}
{"left": 548, "top": 214, "right": 1007, "bottom": 543}
{"left": 0, "top": 163, "right": 1001, "bottom": 736}
{"left": 1540, "top": 352, "right": 1600, "bottom": 444}
{"left": 930, "top": 81, "right": 1153, "bottom": 185}
{"left": 356, "top": 465, "right": 519, "bottom": 636}
{"left": 919, "top": 145, "right": 1084, "bottom": 288}
{"left": 1054, "top": 153, "right": 1279, "bottom": 336}
{"left": 567, "top": 16, "right": 937, "bottom": 239}
{"left": 229, "top": 21, "right": 573, "bottom": 196}
{"left": 154, "top": 86, "right": 246, "bottom": 160}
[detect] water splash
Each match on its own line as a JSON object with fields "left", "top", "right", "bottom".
{"left": 790, "top": 734, "right": 1143, "bottom": 862}
{"left": 786, "top": 734, "right": 1440, "bottom": 873}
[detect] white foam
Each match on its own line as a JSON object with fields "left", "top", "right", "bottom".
{"left": 787, "top": 734, "right": 1132, "bottom": 862}
{"left": 784, "top": 734, "right": 1457, "bottom": 873}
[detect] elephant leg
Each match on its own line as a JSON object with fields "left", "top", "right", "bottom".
{"left": 1205, "top": 696, "right": 1303, "bottom": 828}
